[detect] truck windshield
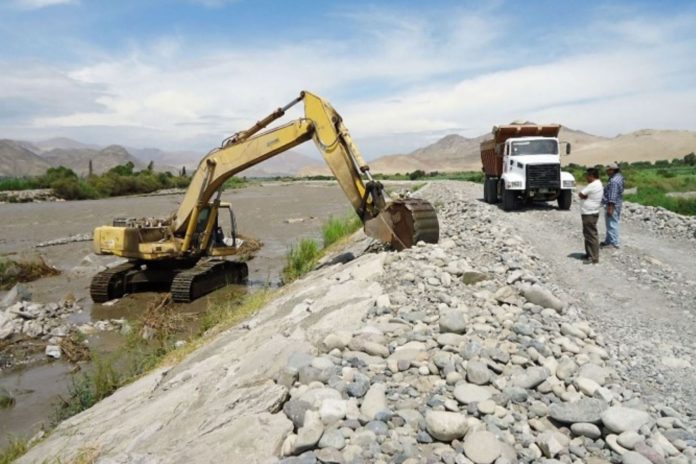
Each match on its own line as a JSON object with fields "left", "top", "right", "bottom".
{"left": 511, "top": 140, "right": 558, "bottom": 156}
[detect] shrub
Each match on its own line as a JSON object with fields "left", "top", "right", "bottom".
{"left": 50, "top": 177, "right": 99, "bottom": 200}
{"left": 321, "top": 213, "right": 362, "bottom": 247}
{"left": 282, "top": 238, "right": 320, "bottom": 283}
{"left": 408, "top": 169, "right": 426, "bottom": 180}
{"left": 0, "top": 177, "right": 39, "bottom": 191}
{"left": 0, "top": 436, "right": 28, "bottom": 464}
{"left": 0, "top": 256, "right": 60, "bottom": 290}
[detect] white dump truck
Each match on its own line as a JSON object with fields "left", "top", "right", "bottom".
{"left": 481, "top": 123, "right": 575, "bottom": 211}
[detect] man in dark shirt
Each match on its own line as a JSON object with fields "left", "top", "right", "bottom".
{"left": 601, "top": 162, "right": 625, "bottom": 248}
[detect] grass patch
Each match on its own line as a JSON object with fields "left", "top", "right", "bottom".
{"left": 0, "top": 436, "right": 28, "bottom": 464}
{"left": 0, "top": 256, "right": 60, "bottom": 290}
{"left": 162, "top": 289, "right": 273, "bottom": 366}
{"left": 567, "top": 157, "right": 696, "bottom": 216}
{"left": 53, "top": 355, "right": 121, "bottom": 423}
{"left": 70, "top": 445, "right": 102, "bottom": 464}
{"left": 222, "top": 176, "right": 248, "bottom": 190}
{"left": 283, "top": 212, "right": 366, "bottom": 283}
{"left": 321, "top": 213, "right": 362, "bottom": 248}
{"left": 0, "top": 387, "right": 14, "bottom": 409}
{"left": 0, "top": 177, "right": 39, "bottom": 191}
{"left": 625, "top": 187, "right": 696, "bottom": 216}
{"left": 282, "top": 239, "right": 321, "bottom": 283}
{"left": 52, "top": 288, "right": 271, "bottom": 426}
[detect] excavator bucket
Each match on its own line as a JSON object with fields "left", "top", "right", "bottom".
{"left": 364, "top": 198, "right": 440, "bottom": 251}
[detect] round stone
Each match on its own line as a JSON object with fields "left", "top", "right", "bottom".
{"left": 549, "top": 398, "right": 608, "bottom": 424}
{"left": 425, "top": 410, "right": 468, "bottom": 442}
{"left": 570, "top": 422, "right": 602, "bottom": 439}
{"left": 454, "top": 384, "right": 492, "bottom": 405}
{"left": 463, "top": 431, "right": 502, "bottom": 464}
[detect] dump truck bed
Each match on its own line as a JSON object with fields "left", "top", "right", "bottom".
{"left": 481, "top": 124, "right": 562, "bottom": 177}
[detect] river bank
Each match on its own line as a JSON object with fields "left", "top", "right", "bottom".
{"left": 14, "top": 181, "right": 696, "bottom": 463}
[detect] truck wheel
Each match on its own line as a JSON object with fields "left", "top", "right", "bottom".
{"left": 483, "top": 179, "right": 489, "bottom": 203}
{"left": 502, "top": 185, "right": 516, "bottom": 211}
{"left": 558, "top": 190, "right": 572, "bottom": 210}
{"left": 485, "top": 178, "right": 498, "bottom": 204}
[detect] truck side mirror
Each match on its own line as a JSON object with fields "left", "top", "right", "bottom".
{"left": 565, "top": 143, "right": 571, "bottom": 155}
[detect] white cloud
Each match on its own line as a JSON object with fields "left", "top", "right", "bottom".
{"left": 1, "top": 9, "right": 695, "bottom": 158}
{"left": 14, "top": 0, "right": 77, "bottom": 9}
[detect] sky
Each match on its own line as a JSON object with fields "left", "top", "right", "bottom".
{"left": 1, "top": 0, "right": 695, "bottom": 159}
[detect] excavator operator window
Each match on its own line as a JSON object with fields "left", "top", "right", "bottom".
{"left": 196, "top": 207, "right": 210, "bottom": 233}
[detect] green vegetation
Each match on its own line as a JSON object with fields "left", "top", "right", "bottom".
{"left": 0, "top": 387, "right": 14, "bottom": 409}
{"left": 0, "top": 162, "right": 191, "bottom": 200}
{"left": 52, "top": 287, "right": 273, "bottom": 428}
{"left": 624, "top": 187, "right": 696, "bottom": 216}
{"left": 0, "top": 256, "right": 60, "bottom": 290}
{"left": 222, "top": 176, "right": 248, "bottom": 190}
{"left": 282, "top": 239, "right": 321, "bottom": 283}
{"left": 0, "top": 436, "right": 28, "bottom": 464}
{"left": 0, "top": 177, "right": 37, "bottom": 191}
{"left": 198, "top": 289, "right": 271, "bottom": 336}
{"left": 322, "top": 213, "right": 362, "bottom": 248}
{"left": 567, "top": 153, "right": 696, "bottom": 216}
{"left": 283, "top": 213, "right": 364, "bottom": 283}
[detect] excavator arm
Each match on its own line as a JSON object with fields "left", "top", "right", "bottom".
{"left": 173, "top": 91, "right": 439, "bottom": 250}
{"left": 90, "top": 91, "right": 439, "bottom": 303}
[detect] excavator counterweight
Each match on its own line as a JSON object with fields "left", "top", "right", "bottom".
{"left": 90, "top": 91, "right": 439, "bottom": 303}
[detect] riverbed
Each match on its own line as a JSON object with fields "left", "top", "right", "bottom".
{"left": 0, "top": 181, "right": 360, "bottom": 446}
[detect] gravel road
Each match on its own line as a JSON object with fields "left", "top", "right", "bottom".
{"left": 452, "top": 181, "right": 696, "bottom": 425}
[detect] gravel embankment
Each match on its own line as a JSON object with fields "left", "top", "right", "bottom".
{"left": 275, "top": 182, "right": 695, "bottom": 463}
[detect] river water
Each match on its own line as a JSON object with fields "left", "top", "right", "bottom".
{"left": 0, "top": 181, "right": 355, "bottom": 446}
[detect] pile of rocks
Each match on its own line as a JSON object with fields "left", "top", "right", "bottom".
{"left": 275, "top": 184, "right": 695, "bottom": 464}
{"left": 0, "top": 188, "right": 58, "bottom": 204}
{"left": 624, "top": 202, "right": 696, "bottom": 242}
{"left": 36, "top": 233, "right": 93, "bottom": 248}
{"left": 0, "top": 299, "right": 75, "bottom": 342}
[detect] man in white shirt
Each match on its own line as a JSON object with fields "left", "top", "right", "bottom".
{"left": 578, "top": 167, "right": 603, "bottom": 264}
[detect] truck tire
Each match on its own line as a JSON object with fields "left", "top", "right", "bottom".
{"left": 558, "top": 190, "right": 572, "bottom": 210}
{"left": 502, "top": 185, "right": 516, "bottom": 211}
{"left": 483, "top": 178, "right": 489, "bottom": 203}
{"left": 484, "top": 178, "right": 498, "bottom": 204}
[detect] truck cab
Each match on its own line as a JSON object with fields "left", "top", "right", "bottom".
{"left": 481, "top": 124, "right": 575, "bottom": 211}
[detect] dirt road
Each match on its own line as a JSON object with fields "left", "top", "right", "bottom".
{"left": 455, "top": 181, "right": 696, "bottom": 421}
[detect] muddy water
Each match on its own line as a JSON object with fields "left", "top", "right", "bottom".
{"left": 0, "top": 182, "right": 353, "bottom": 446}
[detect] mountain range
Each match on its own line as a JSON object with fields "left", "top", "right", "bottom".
{"left": 1, "top": 126, "right": 695, "bottom": 179}
{"left": 299, "top": 126, "right": 696, "bottom": 176}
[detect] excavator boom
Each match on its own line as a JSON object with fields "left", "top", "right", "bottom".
{"left": 91, "top": 91, "right": 439, "bottom": 303}
{"left": 172, "top": 91, "right": 439, "bottom": 250}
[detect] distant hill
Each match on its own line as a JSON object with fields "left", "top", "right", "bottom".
{"left": 0, "top": 139, "right": 53, "bottom": 177}
{"left": 362, "top": 126, "right": 694, "bottom": 175}
{"left": 34, "top": 137, "right": 100, "bottom": 152}
{"left": 127, "top": 147, "right": 199, "bottom": 171}
{"left": 41, "top": 145, "right": 146, "bottom": 176}
{"left": 568, "top": 129, "right": 696, "bottom": 166}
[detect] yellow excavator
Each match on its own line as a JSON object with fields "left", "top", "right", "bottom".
{"left": 90, "top": 91, "right": 439, "bottom": 303}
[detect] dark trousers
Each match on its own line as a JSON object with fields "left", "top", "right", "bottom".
{"left": 582, "top": 214, "right": 599, "bottom": 262}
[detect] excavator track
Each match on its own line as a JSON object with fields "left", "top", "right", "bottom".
{"left": 388, "top": 198, "right": 440, "bottom": 250}
{"left": 90, "top": 262, "right": 139, "bottom": 303}
{"left": 170, "top": 259, "right": 249, "bottom": 303}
